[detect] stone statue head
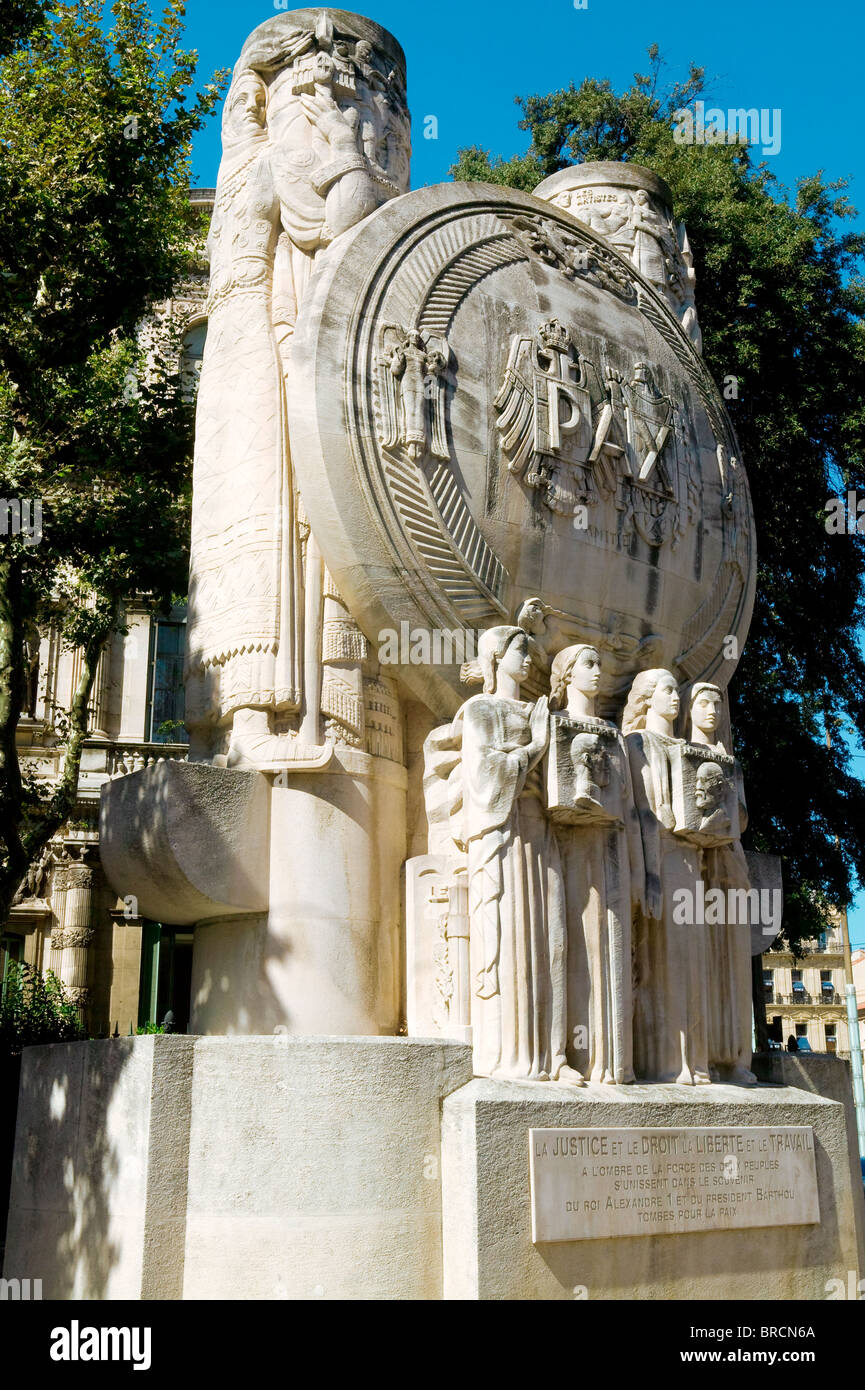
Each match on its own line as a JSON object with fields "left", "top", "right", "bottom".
{"left": 221, "top": 69, "right": 269, "bottom": 150}
{"left": 515, "top": 596, "right": 547, "bottom": 637}
{"left": 549, "top": 644, "right": 602, "bottom": 711}
{"left": 621, "top": 668, "right": 679, "bottom": 732}
{"left": 478, "top": 625, "right": 530, "bottom": 695}
{"left": 230, "top": 10, "right": 410, "bottom": 191}
{"left": 689, "top": 682, "right": 723, "bottom": 742}
{"left": 695, "top": 761, "right": 728, "bottom": 818}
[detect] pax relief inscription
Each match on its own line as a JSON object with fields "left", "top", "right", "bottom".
{"left": 529, "top": 1126, "right": 819, "bottom": 1242}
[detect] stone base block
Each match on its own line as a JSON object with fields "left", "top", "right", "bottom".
{"left": 2, "top": 1036, "right": 194, "bottom": 1299}
{"left": 3, "top": 1036, "right": 472, "bottom": 1300}
{"left": 441, "top": 1079, "right": 865, "bottom": 1300}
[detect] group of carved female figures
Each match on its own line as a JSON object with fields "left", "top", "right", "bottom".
{"left": 426, "top": 626, "right": 756, "bottom": 1088}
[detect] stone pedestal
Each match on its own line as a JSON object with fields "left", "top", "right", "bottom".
{"left": 3, "top": 1036, "right": 472, "bottom": 1300}
{"left": 6, "top": 1037, "right": 863, "bottom": 1300}
{"left": 440, "top": 1079, "right": 865, "bottom": 1300}
{"left": 181, "top": 1035, "right": 467, "bottom": 1299}
{"left": 2, "top": 1036, "right": 194, "bottom": 1299}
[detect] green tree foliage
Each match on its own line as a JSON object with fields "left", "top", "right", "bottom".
{"left": 0, "top": 1, "right": 227, "bottom": 918}
{"left": 0, "top": 960, "right": 84, "bottom": 1059}
{"left": 0, "top": 1, "right": 50, "bottom": 56}
{"left": 452, "top": 49, "right": 865, "bottom": 945}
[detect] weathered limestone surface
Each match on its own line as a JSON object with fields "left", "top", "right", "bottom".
{"left": 182, "top": 1036, "right": 471, "bottom": 1299}
{"left": 3, "top": 1037, "right": 194, "bottom": 1299}
{"left": 441, "top": 1079, "right": 864, "bottom": 1300}
{"left": 752, "top": 1051, "right": 865, "bottom": 1275}
{"left": 3, "top": 1036, "right": 472, "bottom": 1300}
{"left": 187, "top": 747, "right": 405, "bottom": 1035}
{"left": 98, "top": 761, "right": 268, "bottom": 925}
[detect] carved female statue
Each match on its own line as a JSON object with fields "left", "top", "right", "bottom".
{"left": 688, "top": 683, "right": 755, "bottom": 1084}
{"left": 624, "top": 669, "right": 709, "bottom": 1085}
{"left": 455, "top": 626, "right": 579, "bottom": 1083}
{"left": 629, "top": 189, "right": 671, "bottom": 290}
{"left": 548, "top": 645, "right": 645, "bottom": 1084}
{"left": 184, "top": 14, "right": 410, "bottom": 765}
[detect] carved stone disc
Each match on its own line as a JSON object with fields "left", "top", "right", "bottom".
{"left": 288, "top": 182, "right": 755, "bottom": 718}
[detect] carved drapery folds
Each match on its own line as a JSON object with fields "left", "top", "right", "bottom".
{"left": 413, "top": 645, "right": 757, "bottom": 1087}
{"left": 184, "top": 9, "right": 410, "bottom": 761}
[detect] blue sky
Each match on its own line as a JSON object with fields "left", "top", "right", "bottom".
{"left": 182, "top": 0, "right": 865, "bottom": 944}
{"left": 186, "top": 0, "right": 864, "bottom": 203}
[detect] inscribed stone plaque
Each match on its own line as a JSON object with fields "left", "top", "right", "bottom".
{"left": 529, "top": 1126, "right": 819, "bottom": 1242}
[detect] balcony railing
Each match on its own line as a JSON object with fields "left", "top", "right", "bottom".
{"left": 767, "top": 936, "right": 845, "bottom": 956}
{"left": 764, "top": 991, "right": 845, "bottom": 1007}
{"left": 108, "top": 743, "right": 188, "bottom": 779}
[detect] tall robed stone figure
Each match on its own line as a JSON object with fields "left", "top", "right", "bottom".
{"left": 99, "top": 10, "right": 416, "bottom": 1039}
{"left": 185, "top": 9, "right": 410, "bottom": 767}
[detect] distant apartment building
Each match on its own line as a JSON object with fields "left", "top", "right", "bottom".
{"left": 852, "top": 947, "right": 865, "bottom": 1048}
{"left": 762, "top": 911, "right": 852, "bottom": 1054}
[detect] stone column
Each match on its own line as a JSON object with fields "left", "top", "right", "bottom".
{"left": 46, "top": 858, "right": 70, "bottom": 977}
{"left": 58, "top": 859, "right": 96, "bottom": 1019}
{"left": 88, "top": 643, "right": 112, "bottom": 739}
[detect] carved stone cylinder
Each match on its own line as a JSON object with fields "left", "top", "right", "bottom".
{"left": 46, "top": 863, "right": 69, "bottom": 976}
{"left": 58, "top": 862, "right": 95, "bottom": 1014}
{"left": 534, "top": 161, "right": 702, "bottom": 350}
{"left": 189, "top": 749, "right": 406, "bottom": 1035}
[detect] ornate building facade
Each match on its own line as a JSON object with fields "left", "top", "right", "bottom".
{"left": 0, "top": 191, "right": 215, "bottom": 1035}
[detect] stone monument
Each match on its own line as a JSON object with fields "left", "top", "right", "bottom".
{"left": 5, "top": 8, "right": 864, "bottom": 1301}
